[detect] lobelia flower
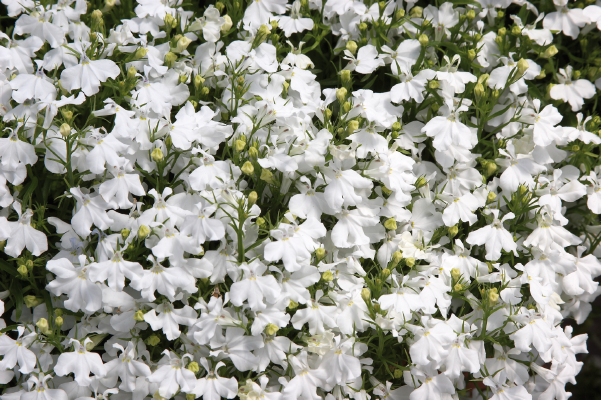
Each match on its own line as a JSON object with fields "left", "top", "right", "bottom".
{"left": 483, "top": 370, "right": 531, "bottom": 400}
{"left": 144, "top": 302, "right": 197, "bottom": 340}
{"left": 61, "top": 53, "right": 120, "bottom": 96}
{"left": 9, "top": 70, "right": 57, "bottom": 103}
{"left": 209, "top": 327, "right": 263, "bottom": 371}
{"left": 229, "top": 260, "right": 281, "bottom": 311}
{"left": 343, "top": 45, "right": 385, "bottom": 74}
{"left": 148, "top": 351, "right": 197, "bottom": 398}
{"left": 99, "top": 160, "right": 146, "bottom": 209}
{"left": 192, "top": 358, "right": 238, "bottom": 400}
{"left": 0, "top": 326, "right": 37, "bottom": 374}
{"left": 130, "top": 255, "right": 197, "bottom": 301}
{"left": 276, "top": 0, "right": 314, "bottom": 37}
{"left": 466, "top": 210, "right": 517, "bottom": 261}
{"left": 54, "top": 338, "right": 107, "bottom": 386}
{"left": 281, "top": 352, "right": 325, "bottom": 400}
{"left": 2, "top": 204, "right": 48, "bottom": 257}
{"left": 390, "top": 69, "right": 436, "bottom": 103}
{"left": 88, "top": 249, "right": 144, "bottom": 291}
{"left": 424, "top": 2, "right": 460, "bottom": 41}
{"left": 543, "top": 0, "right": 589, "bottom": 39}
{"left": 379, "top": 39, "right": 421, "bottom": 75}
{"left": 21, "top": 374, "right": 69, "bottom": 400}
{"left": 496, "top": 142, "right": 546, "bottom": 192}
{"left": 69, "top": 187, "right": 114, "bottom": 237}
{"left": 46, "top": 256, "right": 103, "bottom": 313}
{"left": 549, "top": 66, "right": 596, "bottom": 111}
{"left": 102, "top": 342, "right": 152, "bottom": 392}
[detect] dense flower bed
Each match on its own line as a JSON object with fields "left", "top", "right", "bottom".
{"left": 1, "top": 0, "right": 601, "bottom": 399}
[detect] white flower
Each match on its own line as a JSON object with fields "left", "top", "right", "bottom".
{"left": 3, "top": 204, "right": 48, "bottom": 257}
{"left": 543, "top": 0, "right": 589, "bottom": 39}
{"left": 0, "top": 326, "right": 37, "bottom": 374}
{"left": 70, "top": 187, "right": 114, "bottom": 237}
{"left": 466, "top": 210, "right": 517, "bottom": 261}
{"left": 46, "top": 256, "right": 103, "bottom": 314}
{"left": 343, "top": 45, "right": 385, "bottom": 75}
{"left": 54, "top": 338, "right": 107, "bottom": 386}
{"left": 61, "top": 54, "right": 120, "bottom": 96}
{"left": 229, "top": 260, "right": 281, "bottom": 310}
{"left": 192, "top": 359, "right": 238, "bottom": 400}
{"left": 149, "top": 351, "right": 197, "bottom": 398}
{"left": 549, "top": 66, "right": 596, "bottom": 111}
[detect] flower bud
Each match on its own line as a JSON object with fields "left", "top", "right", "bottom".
{"left": 315, "top": 247, "right": 326, "bottom": 260}
{"left": 451, "top": 268, "right": 461, "bottom": 281}
{"left": 324, "top": 108, "right": 332, "bottom": 120}
{"left": 36, "top": 318, "right": 50, "bottom": 334}
{"left": 342, "top": 101, "right": 351, "bottom": 113}
{"left": 511, "top": 25, "right": 522, "bottom": 35}
{"left": 418, "top": 34, "right": 429, "bottom": 46}
{"left": 126, "top": 66, "right": 138, "bottom": 80}
{"left": 390, "top": 122, "right": 401, "bottom": 132}
{"left": 488, "top": 290, "right": 499, "bottom": 305}
{"left": 346, "top": 40, "right": 358, "bottom": 54}
{"left": 265, "top": 323, "right": 279, "bottom": 336}
{"left": 174, "top": 36, "right": 192, "bottom": 53}
{"left": 497, "top": 10, "right": 504, "bottom": 17}
{"left": 340, "top": 69, "right": 351, "bottom": 84}
{"left": 384, "top": 217, "right": 397, "bottom": 230}
{"left": 145, "top": 335, "right": 160, "bottom": 347}
{"left": 256, "top": 217, "right": 265, "bottom": 226}
{"left": 415, "top": 176, "right": 427, "bottom": 188}
{"left": 466, "top": 9, "right": 475, "bottom": 20}
{"left": 24, "top": 295, "right": 44, "bottom": 308}
{"left": 54, "top": 309, "right": 63, "bottom": 317}
{"left": 91, "top": 9, "right": 103, "bottom": 21}
{"left": 484, "top": 160, "right": 497, "bottom": 177}
{"left": 410, "top": 6, "right": 423, "bottom": 18}
{"left": 382, "top": 268, "right": 391, "bottom": 278}
{"left": 468, "top": 49, "right": 476, "bottom": 61}
{"left": 234, "top": 139, "right": 246, "bottom": 153}
{"left": 248, "top": 191, "right": 258, "bottom": 205}
{"left": 18, "top": 264, "right": 28, "bottom": 277}
{"left": 542, "top": 45, "right": 558, "bottom": 58}
{"left": 164, "top": 14, "right": 176, "bottom": 28}
{"left": 222, "top": 15, "right": 233, "bottom": 31}
{"left": 516, "top": 58, "right": 529, "bottom": 76}
{"left": 151, "top": 147, "right": 164, "bottom": 162}
{"left": 448, "top": 224, "right": 459, "bottom": 238}
{"left": 394, "top": 368, "right": 403, "bottom": 378}
{"left": 260, "top": 169, "right": 274, "bottom": 184}
{"left": 194, "top": 75, "right": 205, "bottom": 90}
{"left": 336, "top": 87, "right": 347, "bottom": 103}
{"left": 60, "top": 123, "right": 71, "bottom": 137}
{"left": 133, "top": 47, "right": 148, "bottom": 61}
{"left": 133, "top": 310, "right": 145, "bottom": 321}
{"left": 474, "top": 83, "right": 485, "bottom": 100}
{"left": 164, "top": 52, "right": 177, "bottom": 67}
{"left": 497, "top": 27, "right": 506, "bottom": 37}
{"left": 359, "top": 22, "right": 368, "bottom": 32}
{"left": 55, "top": 316, "right": 64, "bottom": 327}
{"left": 288, "top": 299, "right": 299, "bottom": 309}
{"left": 138, "top": 225, "right": 151, "bottom": 239}
{"left": 241, "top": 161, "right": 254, "bottom": 175}
{"left": 361, "top": 288, "right": 371, "bottom": 302}
{"left": 187, "top": 361, "right": 200, "bottom": 373}
{"left": 391, "top": 251, "right": 403, "bottom": 267}
{"left": 186, "top": 395, "right": 195, "bottom": 400}
{"left": 454, "top": 283, "right": 463, "bottom": 292}
{"left": 348, "top": 120, "right": 359, "bottom": 133}
{"left": 395, "top": 9, "right": 405, "bottom": 19}
{"left": 428, "top": 80, "right": 439, "bottom": 89}
{"left": 322, "top": 271, "right": 334, "bottom": 282}
{"left": 121, "top": 228, "right": 130, "bottom": 240}
{"left": 571, "top": 144, "right": 580, "bottom": 152}
{"left": 405, "top": 257, "right": 415, "bottom": 268}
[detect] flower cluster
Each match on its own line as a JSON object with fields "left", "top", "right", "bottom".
{"left": 0, "top": 0, "right": 601, "bottom": 399}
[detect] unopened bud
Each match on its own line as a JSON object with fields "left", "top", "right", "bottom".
{"left": 468, "top": 49, "right": 476, "bottom": 61}
{"left": 322, "top": 271, "right": 334, "bottom": 282}
{"left": 121, "top": 228, "right": 130, "bottom": 240}
{"left": 410, "top": 6, "right": 423, "bottom": 18}
{"left": 127, "top": 66, "right": 138, "bottom": 80}
{"left": 361, "top": 288, "right": 371, "bottom": 302}
{"left": 382, "top": 268, "right": 391, "bottom": 278}
{"left": 151, "top": 147, "right": 164, "bottom": 162}
{"left": 164, "top": 52, "right": 177, "bottom": 67}
{"left": 241, "top": 161, "right": 254, "bottom": 175}
{"left": 384, "top": 217, "right": 397, "bottom": 230}
{"left": 497, "top": 27, "right": 506, "bottom": 36}
{"left": 396, "top": 9, "right": 405, "bottom": 19}
{"left": 146, "top": 334, "right": 160, "bottom": 346}
{"left": 415, "top": 176, "right": 427, "bottom": 188}
{"left": 418, "top": 34, "right": 429, "bottom": 46}
{"left": 36, "top": 318, "right": 50, "bottom": 334}
{"left": 405, "top": 257, "right": 415, "bottom": 268}
{"left": 391, "top": 251, "right": 403, "bottom": 267}
{"left": 342, "top": 101, "right": 351, "bottom": 114}
{"left": 256, "top": 217, "right": 265, "bottom": 226}
{"left": 91, "top": 9, "right": 103, "bottom": 20}
{"left": 164, "top": 14, "right": 176, "bottom": 28}
{"left": 428, "top": 80, "right": 439, "bottom": 89}
{"left": 18, "top": 264, "right": 28, "bottom": 277}
{"left": 517, "top": 58, "right": 529, "bottom": 76}
{"left": 288, "top": 299, "right": 299, "bottom": 309}
{"left": 265, "top": 323, "right": 279, "bottom": 336}
{"left": 394, "top": 368, "right": 403, "bottom": 378}
{"left": 451, "top": 268, "right": 461, "bottom": 281}
{"left": 315, "top": 247, "right": 326, "bottom": 260}
{"left": 474, "top": 83, "right": 485, "bottom": 99}
{"left": 133, "top": 47, "right": 148, "bottom": 61}
{"left": 138, "top": 225, "right": 151, "bottom": 239}
{"left": 488, "top": 290, "right": 499, "bottom": 305}
{"left": 485, "top": 161, "right": 497, "bottom": 176}
{"left": 542, "top": 45, "right": 558, "bottom": 58}
{"left": 448, "top": 225, "right": 458, "bottom": 238}
{"left": 260, "top": 169, "right": 274, "bottom": 184}
{"left": 359, "top": 22, "right": 368, "bottom": 32}
{"left": 174, "top": 36, "right": 192, "bottom": 53}
{"left": 24, "top": 295, "right": 44, "bottom": 308}
{"left": 466, "top": 9, "right": 475, "bottom": 20}
{"left": 346, "top": 40, "right": 358, "bottom": 54}
{"left": 60, "top": 123, "right": 71, "bottom": 137}
{"left": 336, "top": 87, "right": 347, "bottom": 103}
{"left": 235, "top": 139, "right": 246, "bottom": 152}
{"left": 194, "top": 75, "right": 205, "bottom": 90}
{"left": 340, "top": 69, "right": 351, "bottom": 84}
{"left": 134, "top": 310, "right": 145, "bottom": 321}
{"left": 454, "top": 283, "right": 463, "bottom": 292}
{"left": 348, "top": 120, "right": 359, "bottom": 133}
{"left": 55, "top": 316, "right": 64, "bottom": 327}
{"left": 187, "top": 361, "right": 200, "bottom": 373}
{"left": 222, "top": 15, "right": 233, "bottom": 32}
{"left": 248, "top": 191, "right": 258, "bottom": 205}
{"left": 511, "top": 25, "right": 522, "bottom": 35}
